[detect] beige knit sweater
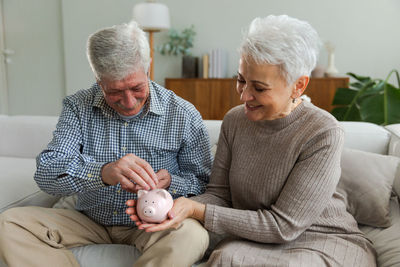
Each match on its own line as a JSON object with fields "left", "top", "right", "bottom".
{"left": 193, "top": 101, "right": 364, "bottom": 244}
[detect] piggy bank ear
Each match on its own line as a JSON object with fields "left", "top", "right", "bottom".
{"left": 156, "top": 189, "right": 169, "bottom": 199}
{"left": 137, "top": 190, "right": 148, "bottom": 198}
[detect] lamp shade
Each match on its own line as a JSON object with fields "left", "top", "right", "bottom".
{"left": 133, "top": 2, "right": 170, "bottom": 31}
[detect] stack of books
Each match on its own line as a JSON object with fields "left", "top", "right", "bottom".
{"left": 202, "top": 48, "right": 228, "bottom": 78}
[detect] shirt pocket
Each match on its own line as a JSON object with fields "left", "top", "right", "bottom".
{"left": 144, "top": 143, "right": 180, "bottom": 170}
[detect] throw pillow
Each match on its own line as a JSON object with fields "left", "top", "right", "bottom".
{"left": 337, "top": 148, "right": 400, "bottom": 228}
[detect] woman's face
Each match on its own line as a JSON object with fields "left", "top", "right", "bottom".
{"left": 236, "top": 57, "right": 303, "bottom": 121}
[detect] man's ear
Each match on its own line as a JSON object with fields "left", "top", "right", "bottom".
{"left": 291, "top": 75, "right": 310, "bottom": 99}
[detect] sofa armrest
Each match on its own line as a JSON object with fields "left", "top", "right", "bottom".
{"left": 385, "top": 124, "right": 400, "bottom": 158}
{"left": 0, "top": 191, "right": 60, "bottom": 214}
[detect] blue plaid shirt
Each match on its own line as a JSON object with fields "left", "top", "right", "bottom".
{"left": 34, "top": 81, "right": 212, "bottom": 226}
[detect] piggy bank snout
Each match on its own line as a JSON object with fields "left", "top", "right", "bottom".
{"left": 137, "top": 189, "right": 174, "bottom": 223}
{"left": 142, "top": 206, "right": 156, "bottom": 217}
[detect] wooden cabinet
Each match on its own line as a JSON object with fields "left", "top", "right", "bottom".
{"left": 165, "top": 78, "right": 241, "bottom": 120}
{"left": 304, "top": 77, "right": 349, "bottom": 113}
{"left": 165, "top": 77, "right": 349, "bottom": 120}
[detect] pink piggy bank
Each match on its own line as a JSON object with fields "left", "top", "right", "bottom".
{"left": 137, "top": 189, "right": 173, "bottom": 223}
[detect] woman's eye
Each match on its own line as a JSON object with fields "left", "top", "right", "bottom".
{"left": 237, "top": 79, "right": 245, "bottom": 84}
{"left": 255, "top": 88, "right": 265, "bottom": 92}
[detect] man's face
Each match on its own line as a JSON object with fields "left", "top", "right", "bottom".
{"left": 99, "top": 71, "right": 150, "bottom": 116}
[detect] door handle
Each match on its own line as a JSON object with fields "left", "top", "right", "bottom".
{"left": 2, "top": 49, "right": 15, "bottom": 63}
{"left": 2, "top": 49, "right": 15, "bottom": 55}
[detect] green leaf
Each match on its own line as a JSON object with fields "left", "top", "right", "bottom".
{"left": 332, "top": 105, "right": 362, "bottom": 121}
{"left": 349, "top": 82, "right": 364, "bottom": 89}
{"left": 386, "top": 83, "right": 400, "bottom": 124}
{"left": 359, "top": 94, "right": 384, "bottom": 125}
{"left": 331, "top": 71, "right": 400, "bottom": 125}
{"left": 332, "top": 88, "right": 358, "bottom": 105}
{"left": 342, "top": 104, "right": 362, "bottom": 121}
{"left": 157, "top": 25, "right": 196, "bottom": 57}
{"left": 331, "top": 107, "right": 348, "bottom": 121}
{"left": 363, "top": 80, "right": 384, "bottom": 95}
{"left": 347, "top": 72, "right": 372, "bottom": 83}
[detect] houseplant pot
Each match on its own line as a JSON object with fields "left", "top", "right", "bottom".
{"left": 182, "top": 56, "right": 199, "bottom": 78}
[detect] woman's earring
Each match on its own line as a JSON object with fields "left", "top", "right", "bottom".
{"left": 292, "top": 98, "right": 296, "bottom": 103}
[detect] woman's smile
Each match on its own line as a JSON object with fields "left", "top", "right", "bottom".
{"left": 245, "top": 103, "right": 263, "bottom": 111}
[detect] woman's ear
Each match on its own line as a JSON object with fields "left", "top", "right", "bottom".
{"left": 292, "top": 75, "right": 310, "bottom": 99}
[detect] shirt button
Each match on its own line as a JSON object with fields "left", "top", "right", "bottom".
{"left": 87, "top": 173, "right": 93, "bottom": 178}
{"left": 172, "top": 189, "right": 177, "bottom": 194}
{"left": 124, "top": 122, "right": 128, "bottom": 127}
{"left": 117, "top": 189, "right": 121, "bottom": 194}
{"left": 122, "top": 147, "right": 126, "bottom": 151}
{"left": 113, "top": 211, "right": 118, "bottom": 215}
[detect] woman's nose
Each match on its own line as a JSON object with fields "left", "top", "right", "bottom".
{"left": 240, "top": 87, "right": 254, "bottom": 102}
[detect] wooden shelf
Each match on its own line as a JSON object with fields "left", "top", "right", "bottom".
{"left": 165, "top": 77, "right": 349, "bottom": 120}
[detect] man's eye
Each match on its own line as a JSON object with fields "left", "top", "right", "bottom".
{"left": 106, "top": 91, "right": 118, "bottom": 95}
{"left": 255, "top": 88, "right": 266, "bottom": 92}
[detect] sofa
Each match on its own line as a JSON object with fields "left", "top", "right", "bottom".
{"left": 1, "top": 114, "right": 400, "bottom": 267}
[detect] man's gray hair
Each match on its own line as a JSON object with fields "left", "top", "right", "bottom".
{"left": 239, "top": 15, "right": 321, "bottom": 85}
{"left": 87, "top": 21, "right": 150, "bottom": 81}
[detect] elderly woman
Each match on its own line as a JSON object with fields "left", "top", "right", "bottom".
{"left": 126, "top": 15, "right": 376, "bottom": 266}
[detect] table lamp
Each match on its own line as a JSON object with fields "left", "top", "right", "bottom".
{"left": 133, "top": 0, "right": 170, "bottom": 80}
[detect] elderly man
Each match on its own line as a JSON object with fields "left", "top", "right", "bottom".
{"left": 0, "top": 22, "right": 211, "bottom": 267}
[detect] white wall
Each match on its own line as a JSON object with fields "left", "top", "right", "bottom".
{"left": 62, "top": 0, "right": 400, "bottom": 95}
{"left": 1, "top": 0, "right": 65, "bottom": 116}
{"left": 1, "top": 0, "right": 400, "bottom": 115}
{"left": 153, "top": 0, "right": 400, "bottom": 85}
{"left": 61, "top": 0, "right": 134, "bottom": 95}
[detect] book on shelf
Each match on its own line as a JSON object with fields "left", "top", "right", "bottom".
{"left": 207, "top": 48, "right": 228, "bottom": 78}
{"left": 202, "top": 54, "right": 209, "bottom": 79}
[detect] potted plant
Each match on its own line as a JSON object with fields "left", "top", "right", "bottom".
{"left": 157, "top": 25, "right": 198, "bottom": 78}
{"left": 331, "top": 70, "right": 400, "bottom": 125}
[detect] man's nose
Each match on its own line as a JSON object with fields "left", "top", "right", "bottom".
{"left": 121, "top": 90, "right": 136, "bottom": 108}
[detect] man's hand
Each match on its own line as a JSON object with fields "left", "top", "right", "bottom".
{"left": 101, "top": 153, "right": 158, "bottom": 193}
{"left": 155, "top": 169, "right": 171, "bottom": 189}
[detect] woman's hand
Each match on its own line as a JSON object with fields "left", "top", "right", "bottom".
{"left": 127, "top": 197, "right": 206, "bottom": 232}
{"left": 125, "top": 199, "right": 144, "bottom": 226}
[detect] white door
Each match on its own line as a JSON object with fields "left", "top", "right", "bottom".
{"left": 0, "top": 0, "right": 65, "bottom": 115}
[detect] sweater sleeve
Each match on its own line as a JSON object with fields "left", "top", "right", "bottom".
{"left": 202, "top": 127, "right": 345, "bottom": 244}
{"left": 191, "top": 117, "right": 233, "bottom": 207}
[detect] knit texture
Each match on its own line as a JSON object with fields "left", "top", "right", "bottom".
{"left": 192, "top": 101, "right": 376, "bottom": 266}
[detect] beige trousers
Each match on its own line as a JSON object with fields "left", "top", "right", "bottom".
{"left": 0, "top": 206, "right": 209, "bottom": 267}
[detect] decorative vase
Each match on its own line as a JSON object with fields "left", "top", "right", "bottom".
{"left": 311, "top": 65, "right": 325, "bottom": 78}
{"left": 182, "top": 56, "right": 199, "bottom": 78}
{"left": 325, "top": 52, "right": 339, "bottom": 77}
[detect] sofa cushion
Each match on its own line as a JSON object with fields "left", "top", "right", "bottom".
{"left": 0, "top": 156, "right": 41, "bottom": 209}
{"left": 360, "top": 197, "right": 400, "bottom": 267}
{"left": 0, "top": 115, "right": 57, "bottom": 158}
{"left": 340, "top": 121, "right": 391, "bottom": 154}
{"left": 337, "top": 148, "right": 400, "bottom": 227}
{"left": 70, "top": 244, "right": 141, "bottom": 267}
{"left": 203, "top": 120, "right": 222, "bottom": 148}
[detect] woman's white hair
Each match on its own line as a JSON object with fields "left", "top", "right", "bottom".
{"left": 240, "top": 15, "right": 321, "bottom": 85}
{"left": 87, "top": 21, "right": 150, "bottom": 81}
